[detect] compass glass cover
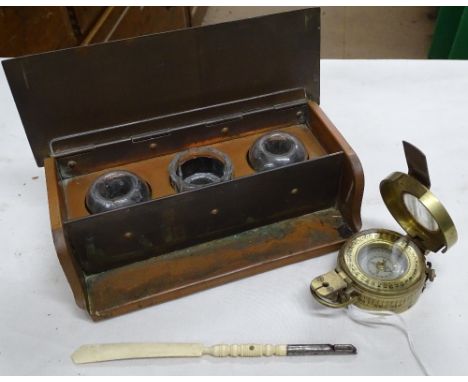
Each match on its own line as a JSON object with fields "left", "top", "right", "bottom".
{"left": 357, "top": 243, "right": 409, "bottom": 280}
{"left": 403, "top": 193, "right": 439, "bottom": 232}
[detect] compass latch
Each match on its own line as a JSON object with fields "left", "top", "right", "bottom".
{"left": 310, "top": 270, "right": 356, "bottom": 308}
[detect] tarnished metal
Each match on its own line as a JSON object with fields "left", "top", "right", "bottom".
{"left": 86, "top": 207, "right": 353, "bottom": 319}
{"left": 286, "top": 344, "right": 357, "bottom": 356}
{"left": 403, "top": 140, "right": 431, "bottom": 188}
{"left": 54, "top": 91, "right": 309, "bottom": 179}
{"left": 3, "top": 8, "right": 366, "bottom": 319}
{"left": 66, "top": 152, "right": 345, "bottom": 274}
{"left": 2, "top": 8, "right": 320, "bottom": 166}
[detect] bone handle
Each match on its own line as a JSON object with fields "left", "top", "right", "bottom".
{"left": 204, "top": 344, "right": 287, "bottom": 357}
{"left": 72, "top": 343, "right": 288, "bottom": 363}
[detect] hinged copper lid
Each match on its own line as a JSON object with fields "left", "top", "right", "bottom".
{"left": 2, "top": 8, "right": 320, "bottom": 166}
{"left": 380, "top": 142, "right": 457, "bottom": 253}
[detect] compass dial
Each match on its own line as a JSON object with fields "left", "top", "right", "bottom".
{"left": 357, "top": 244, "right": 409, "bottom": 280}
{"left": 314, "top": 229, "right": 429, "bottom": 312}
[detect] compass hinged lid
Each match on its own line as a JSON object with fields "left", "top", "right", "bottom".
{"left": 2, "top": 8, "right": 320, "bottom": 166}
{"left": 380, "top": 142, "right": 457, "bottom": 253}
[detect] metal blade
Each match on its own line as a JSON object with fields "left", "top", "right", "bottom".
{"left": 286, "top": 344, "right": 357, "bottom": 356}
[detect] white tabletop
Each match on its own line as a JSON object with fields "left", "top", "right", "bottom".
{"left": 1, "top": 59, "right": 467, "bottom": 376}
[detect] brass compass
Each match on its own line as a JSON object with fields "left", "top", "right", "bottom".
{"left": 310, "top": 142, "right": 457, "bottom": 312}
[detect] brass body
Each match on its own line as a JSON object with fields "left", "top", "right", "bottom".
{"left": 311, "top": 161, "right": 457, "bottom": 313}
{"left": 311, "top": 229, "right": 428, "bottom": 312}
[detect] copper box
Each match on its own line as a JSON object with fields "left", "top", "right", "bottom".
{"left": 3, "top": 8, "right": 364, "bottom": 320}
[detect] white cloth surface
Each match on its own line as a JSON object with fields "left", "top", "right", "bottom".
{"left": 0, "top": 59, "right": 467, "bottom": 375}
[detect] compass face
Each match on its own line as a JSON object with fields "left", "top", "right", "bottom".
{"left": 357, "top": 244, "right": 409, "bottom": 280}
